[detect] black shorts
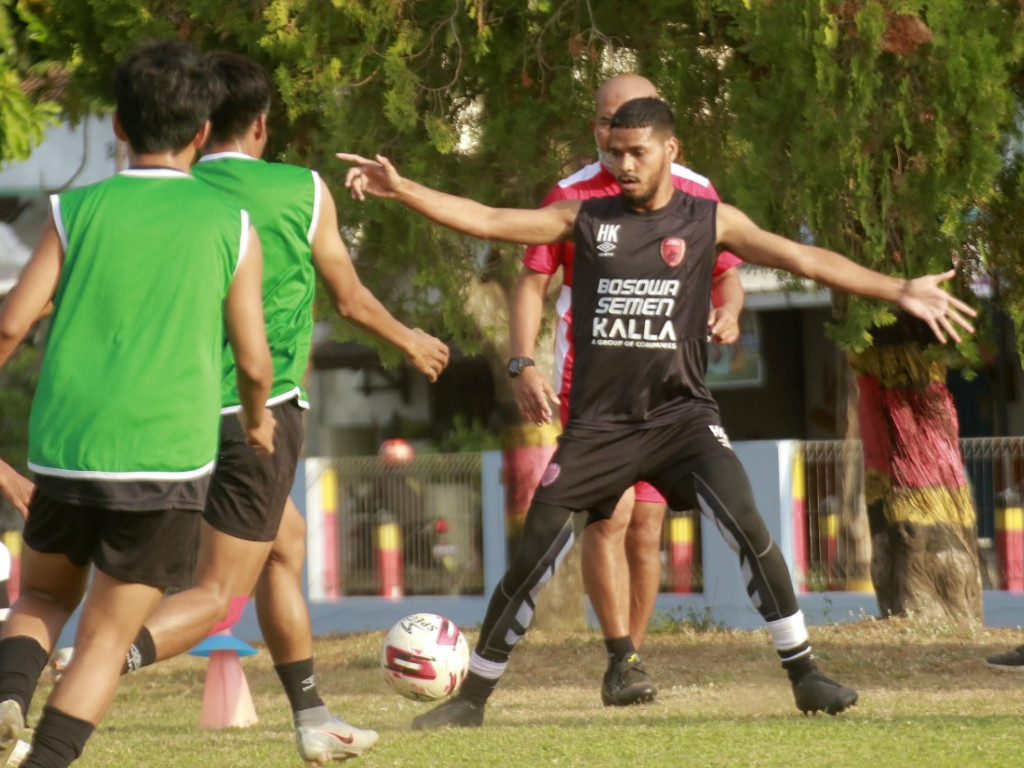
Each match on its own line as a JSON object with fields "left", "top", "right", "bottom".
{"left": 203, "top": 398, "right": 304, "bottom": 542}
{"left": 531, "top": 412, "right": 736, "bottom": 519}
{"left": 24, "top": 491, "right": 201, "bottom": 590}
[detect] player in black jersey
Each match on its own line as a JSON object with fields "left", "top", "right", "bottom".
{"left": 338, "top": 97, "right": 976, "bottom": 726}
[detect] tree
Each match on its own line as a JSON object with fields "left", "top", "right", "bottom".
{"left": 0, "top": 0, "right": 59, "bottom": 164}
{"left": 713, "top": 0, "right": 1024, "bottom": 623}
{"left": 19, "top": 0, "right": 1024, "bottom": 622}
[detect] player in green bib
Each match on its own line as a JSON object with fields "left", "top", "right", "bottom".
{"left": 0, "top": 41, "right": 273, "bottom": 768}
{"left": 114, "top": 51, "right": 449, "bottom": 763}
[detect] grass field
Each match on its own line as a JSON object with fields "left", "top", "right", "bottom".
{"left": 32, "top": 616, "right": 1024, "bottom": 768}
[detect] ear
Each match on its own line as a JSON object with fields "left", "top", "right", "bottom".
{"left": 254, "top": 112, "right": 269, "bottom": 142}
{"left": 666, "top": 135, "right": 680, "bottom": 163}
{"left": 113, "top": 113, "right": 127, "bottom": 141}
{"left": 194, "top": 119, "right": 212, "bottom": 150}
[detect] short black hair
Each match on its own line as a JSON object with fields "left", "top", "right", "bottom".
{"left": 113, "top": 40, "right": 219, "bottom": 154}
{"left": 609, "top": 97, "right": 676, "bottom": 136}
{"left": 205, "top": 51, "right": 274, "bottom": 145}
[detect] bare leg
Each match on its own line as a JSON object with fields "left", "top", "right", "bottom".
{"left": 256, "top": 498, "right": 380, "bottom": 762}
{"left": 47, "top": 570, "right": 163, "bottom": 723}
{"left": 624, "top": 500, "right": 666, "bottom": 648}
{"left": 143, "top": 521, "right": 273, "bottom": 661}
{"left": 581, "top": 487, "right": 635, "bottom": 641}
{"left": 255, "top": 498, "right": 311, "bottom": 664}
{"left": 0, "top": 546, "right": 88, "bottom": 727}
{"left": 1, "top": 547, "right": 88, "bottom": 651}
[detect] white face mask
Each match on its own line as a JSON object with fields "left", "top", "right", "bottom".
{"left": 598, "top": 144, "right": 613, "bottom": 170}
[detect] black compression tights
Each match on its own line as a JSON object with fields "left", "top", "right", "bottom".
{"left": 659, "top": 455, "right": 798, "bottom": 622}
{"left": 474, "top": 503, "right": 576, "bottom": 664}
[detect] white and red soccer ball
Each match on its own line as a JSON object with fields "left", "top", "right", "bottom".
{"left": 381, "top": 613, "right": 469, "bottom": 702}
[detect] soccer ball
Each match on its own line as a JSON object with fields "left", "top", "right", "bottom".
{"left": 381, "top": 613, "right": 469, "bottom": 702}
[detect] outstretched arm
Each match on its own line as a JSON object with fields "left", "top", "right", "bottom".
{"left": 336, "top": 152, "right": 578, "bottom": 245}
{"left": 716, "top": 204, "right": 976, "bottom": 344}
{"left": 313, "top": 179, "right": 449, "bottom": 382}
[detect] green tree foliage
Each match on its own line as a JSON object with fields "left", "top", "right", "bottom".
{"left": 0, "top": 0, "right": 59, "bottom": 163}
{"left": 16, "top": 0, "right": 1024, "bottom": 373}
{"left": 716, "top": 0, "right": 1022, "bottom": 355}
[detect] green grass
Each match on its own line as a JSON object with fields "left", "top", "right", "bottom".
{"left": 30, "top": 618, "right": 1024, "bottom": 767}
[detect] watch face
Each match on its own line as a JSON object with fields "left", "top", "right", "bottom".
{"left": 508, "top": 357, "right": 532, "bottom": 376}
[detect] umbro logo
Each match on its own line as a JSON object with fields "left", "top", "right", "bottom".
{"left": 596, "top": 223, "right": 619, "bottom": 257}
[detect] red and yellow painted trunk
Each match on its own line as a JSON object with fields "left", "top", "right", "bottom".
{"left": 852, "top": 338, "right": 983, "bottom": 624}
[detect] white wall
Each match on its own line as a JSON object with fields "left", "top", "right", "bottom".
{"left": 0, "top": 115, "right": 120, "bottom": 194}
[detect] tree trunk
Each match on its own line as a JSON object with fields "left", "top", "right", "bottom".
{"left": 849, "top": 316, "right": 983, "bottom": 624}
{"left": 836, "top": 353, "right": 873, "bottom": 592}
{"left": 489, "top": 271, "right": 586, "bottom": 631}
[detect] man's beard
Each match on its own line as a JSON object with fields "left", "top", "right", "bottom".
{"left": 620, "top": 182, "right": 657, "bottom": 209}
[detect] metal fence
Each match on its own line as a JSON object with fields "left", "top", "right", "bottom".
{"left": 307, "top": 453, "right": 485, "bottom": 598}
{"left": 796, "top": 437, "right": 1024, "bottom": 592}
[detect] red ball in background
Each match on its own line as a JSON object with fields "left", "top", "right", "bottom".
{"left": 379, "top": 438, "right": 415, "bottom": 466}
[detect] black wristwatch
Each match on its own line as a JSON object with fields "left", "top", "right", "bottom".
{"left": 507, "top": 356, "right": 535, "bottom": 378}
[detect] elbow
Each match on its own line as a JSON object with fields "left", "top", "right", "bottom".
{"left": 334, "top": 287, "right": 374, "bottom": 324}
{"left": 237, "top": 351, "right": 273, "bottom": 392}
{"left": 335, "top": 300, "right": 356, "bottom": 322}
{"left": 0, "top": 320, "right": 26, "bottom": 349}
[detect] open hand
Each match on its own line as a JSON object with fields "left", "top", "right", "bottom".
{"left": 513, "top": 367, "right": 559, "bottom": 427}
{"left": 898, "top": 269, "right": 977, "bottom": 344}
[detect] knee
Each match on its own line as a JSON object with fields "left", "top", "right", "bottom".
{"left": 626, "top": 502, "right": 665, "bottom": 548}
{"left": 267, "top": 528, "right": 306, "bottom": 575}
{"left": 18, "top": 587, "right": 79, "bottom": 619}
{"left": 506, "top": 504, "right": 575, "bottom": 585}
{"left": 585, "top": 498, "right": 633, "bottom": 548}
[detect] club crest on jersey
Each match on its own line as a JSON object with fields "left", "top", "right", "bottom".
{"left": 661, "top": 237, "right": 686, "bottom": 267}
{"left": 540, "top": 462, "right": 561, "bottom": 487}
{"left": 595, "top": 223, "right": 619, "bottom": 257}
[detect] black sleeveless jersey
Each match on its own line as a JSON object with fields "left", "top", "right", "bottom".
{"left": 567, "top": 189, "right": 720, "bottom": 429}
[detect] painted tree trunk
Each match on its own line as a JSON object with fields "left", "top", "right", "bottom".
{"left": 850, "top": 321, "right": 983, "bottom": 624}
